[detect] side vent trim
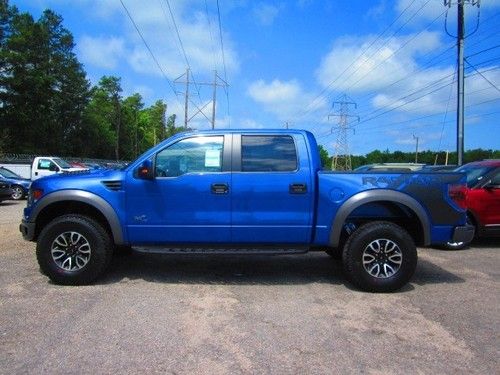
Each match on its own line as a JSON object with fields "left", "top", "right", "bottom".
{"left": 102, "top": 180, "right": 123, "bottom": 191}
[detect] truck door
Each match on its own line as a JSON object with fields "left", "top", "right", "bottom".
{"left": 125, "top": 135, "right": 231, "bottom": 244}
{"left": 33, "top": 158, "right": 59, "bottom": 180}
{"left": 231, "top": 134, "right": 314, "bottom": 244}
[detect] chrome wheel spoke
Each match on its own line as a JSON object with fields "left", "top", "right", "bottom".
{"left": 51, "top": 231, "right": 91, "bottom": 271}
{"left": 363, "top": 238, "right": 403, "bottom": 279}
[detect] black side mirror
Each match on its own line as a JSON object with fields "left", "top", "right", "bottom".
{"left": 137, "top": 160, "right": 154, "bottom": 180}
{"left": 49, "top": 165, "right": 60, "bottom": 172}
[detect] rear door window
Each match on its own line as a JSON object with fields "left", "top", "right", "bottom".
{"left": 241, "top": 135, "right": 297, "bottom": 172}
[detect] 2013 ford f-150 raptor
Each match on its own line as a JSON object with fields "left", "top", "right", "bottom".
{"left": 20, "top": 130, "right": 474, "bottom": 292}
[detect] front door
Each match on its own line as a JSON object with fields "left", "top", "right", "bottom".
{"left": 126, "top": 135, "right": 231, "bottom": 244}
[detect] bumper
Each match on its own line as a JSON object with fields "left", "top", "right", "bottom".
{"left": 451, "top": 224, "right": 475, "bottom": 244}
{"left": 19, "top": 219, "right": 36, "bottom": 241}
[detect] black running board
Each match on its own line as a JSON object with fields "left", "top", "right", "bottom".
{"left": 132, "top": 246, "right": 309, "bottom": 255}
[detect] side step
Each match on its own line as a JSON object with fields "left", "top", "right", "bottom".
{"left": 132, "top": 246, "right": 309, "bottom": 255}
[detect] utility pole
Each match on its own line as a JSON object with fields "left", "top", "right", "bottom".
{"left": 174, "top": 69, "right": 228, "bottom": 129}
{"left": 328, "top": 94, "right": 359, "bottom": 171}
{"left": 413, "top": 134, "right": 419, "bottom": 163}
{"left": 444, "top": 0, "right": 481, "bottom": 166}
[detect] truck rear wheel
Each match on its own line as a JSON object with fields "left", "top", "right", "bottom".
{"left": 36, "top": 215, "right": 113, "bottom": 285}
{"left": 342, "top": 221, "right": 417, "bottom": 293}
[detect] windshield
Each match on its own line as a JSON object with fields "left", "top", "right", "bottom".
{"left": 0, "top": 167, "right": 21, "bottom": 178}
{"left": 455, "top": 165, "right": 494, "bottom": 188}
{"left": 53, "top": 158, "right": 72, "bottom": 169}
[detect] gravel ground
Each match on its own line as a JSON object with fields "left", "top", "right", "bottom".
{"left": 0, "top": 200, "right": 499, "bottom": 374}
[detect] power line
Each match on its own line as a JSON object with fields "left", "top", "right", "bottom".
{"left": 204, "top": 0, "right": 218, "bottom": 72}
{"left": 163, "top": 0, "right": 202, "bottom": 100}
{"left": 466, "top": 44, "right": 500, "bottom": 58}
{"left": 295, "top": 0, "right": 423, "bottom": 120}
{"left": 343, "top": 8, "right": 447, "bottom": 95}
{"left": 119, "top": 0, "right": 181, "bottom": 105}
{"left": 465, "top": 57, "right": 500, "bottom": 93}
{"left": 216, "top": 0, "right": 231, "bottom": 127}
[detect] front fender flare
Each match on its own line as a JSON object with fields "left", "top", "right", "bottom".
{"left": 329, "top": 189, "right": 430, "bottom": 247}
{"left": 30, "top": 190, "right": 124, "bottom": 245}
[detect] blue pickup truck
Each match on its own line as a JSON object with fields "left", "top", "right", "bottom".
{"left": 20, "top": 130, "right": 473, "bottom": 292}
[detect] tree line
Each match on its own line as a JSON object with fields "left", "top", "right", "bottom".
{"left": 0, "top": 1, "right": 187, "bottom": 160}
{"left": 318, "top": 147, "right": 500, "bottom": 170}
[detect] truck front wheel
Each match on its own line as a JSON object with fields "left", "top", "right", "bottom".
{"left": 36, "top": 215, "right": 113, "bottom": 285}
{"left": 342, "top": 221, "right": 417, "bottom": 293}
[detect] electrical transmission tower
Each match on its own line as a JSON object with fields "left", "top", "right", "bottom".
{"left": 444, "top": 0, "right": 481, "bottom": 166}
{"left": 328, "top": 94, "right": 359, "bottom": 171}
{"left": 174, "top": 69, "right": 228, "bottom": 129}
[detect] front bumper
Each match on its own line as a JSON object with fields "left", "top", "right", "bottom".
{"left": 19, "top": 219, "right": 36, "bottom": 241}
{"left": 451, "top": 224, "right": 475, "bottom": 244}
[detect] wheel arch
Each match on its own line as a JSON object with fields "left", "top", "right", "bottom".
{"left": 31, "top": 190, "right": 124, "bottom": 245}
{"left": 329, "top": 189, "right": 430, "bottom": 248}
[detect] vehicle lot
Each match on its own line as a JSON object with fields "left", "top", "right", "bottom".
{"left": 0, "top": 201, "right": 498, "bottom": 374}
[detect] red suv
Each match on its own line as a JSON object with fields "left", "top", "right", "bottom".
{"left": 446, "top": 159, "right": 500, "bottom": 249}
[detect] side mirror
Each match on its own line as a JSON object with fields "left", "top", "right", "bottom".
{"left": 49, "top": 165, "right": 60, "bottom": 172}
{"left": 137, "top": 160, "right": 154, "bottom": 180}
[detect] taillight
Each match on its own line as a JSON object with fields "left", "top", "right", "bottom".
{"left": 448, "top": 184, "right": 467, "bottom": 210}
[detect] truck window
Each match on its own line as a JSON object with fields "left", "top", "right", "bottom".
{"left": 155, "top": 136, "right": 224, "bottom": 177}
{"left": 241, "top": 135, "right": 297, "bottom": 172}
{"left": 38, "top": 159, "right": 55, "bottom": 170}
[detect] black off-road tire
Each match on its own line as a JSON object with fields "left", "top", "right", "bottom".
{"left": 36, "top": 215, "right": 113, "bottom": 285}
{"left": 342, "top": 221, "right": 417, "bottom": 293}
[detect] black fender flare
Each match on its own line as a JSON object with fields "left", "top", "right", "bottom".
{"left": 30, "top": 190, "right": 124, "bottom": 245}
{"left": 329, "top": 189, "right": 431, "bottom": 247}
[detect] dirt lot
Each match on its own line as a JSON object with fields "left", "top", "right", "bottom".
{"left": 0, "top": 200, "right": 499, "bottom": 374}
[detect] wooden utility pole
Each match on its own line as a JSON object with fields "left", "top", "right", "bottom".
{"left": 413, "top": 134, "right": 419, "bottom": 163}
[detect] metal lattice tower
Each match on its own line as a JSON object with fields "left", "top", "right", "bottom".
{"left": 328, "top": 94, "right": 359, "bottom": 171}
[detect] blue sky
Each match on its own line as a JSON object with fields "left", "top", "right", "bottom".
{"left": 14, "top": 0, "right": 500, "bottom": 156}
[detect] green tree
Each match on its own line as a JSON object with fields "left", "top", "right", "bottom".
{"left": 317, "top": 145, "right": 330, "bottom": 169}
{"left": 121, "top": 93, "right": 143, "bottom": 159}
{"left": 0, "top": 3, "right": 89, "bottom": 154}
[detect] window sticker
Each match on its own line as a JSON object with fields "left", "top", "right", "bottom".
{"left": 205, "top": 150, "right": 221, "bottom": 167}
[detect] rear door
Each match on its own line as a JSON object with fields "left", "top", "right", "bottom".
{"left": 231, "top": 134, "right": 314, "bottom": 244}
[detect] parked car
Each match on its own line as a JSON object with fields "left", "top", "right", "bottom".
{"left": 354, "top": 163, "right": 426, "bottom": 172}
{"left": 422, "top": 165, "right": 458, "bottom": 172}
{"left": 0, "top": 167, "right": 31, "bottom": 200}
{"left": 0, "top": 181, "right": 12, "bottom": 203}
{"left": 445, "top": 159, "right": 500, "bottom": 249}
{"left": 21, "top": 129, "right": 472, "bottom": 292}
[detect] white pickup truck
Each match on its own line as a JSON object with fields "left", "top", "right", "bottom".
{"left": 31, "top": 157, "right": 86, "bottom": 180}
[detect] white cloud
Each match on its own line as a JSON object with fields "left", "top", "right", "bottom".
{"left": 74, "top": 1, "right": 239, "bottom": 82}
{"left": 247, "top": 79, "right": 327, "bottom": 121}
{"left": 253, "top": 3, "right": 282, "bottom": 26}
{"left": 366, "top": 0, "right": 387, "bottom": 20}
{"left": 78, "top": 36, "right": 125, "bottom": 70}
{"left": 316, "top": 31, "right": 442, "bottom": 93}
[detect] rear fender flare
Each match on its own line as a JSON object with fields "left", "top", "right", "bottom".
{"left": 329, "top": 189, "right": 430, "bottom": 247}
